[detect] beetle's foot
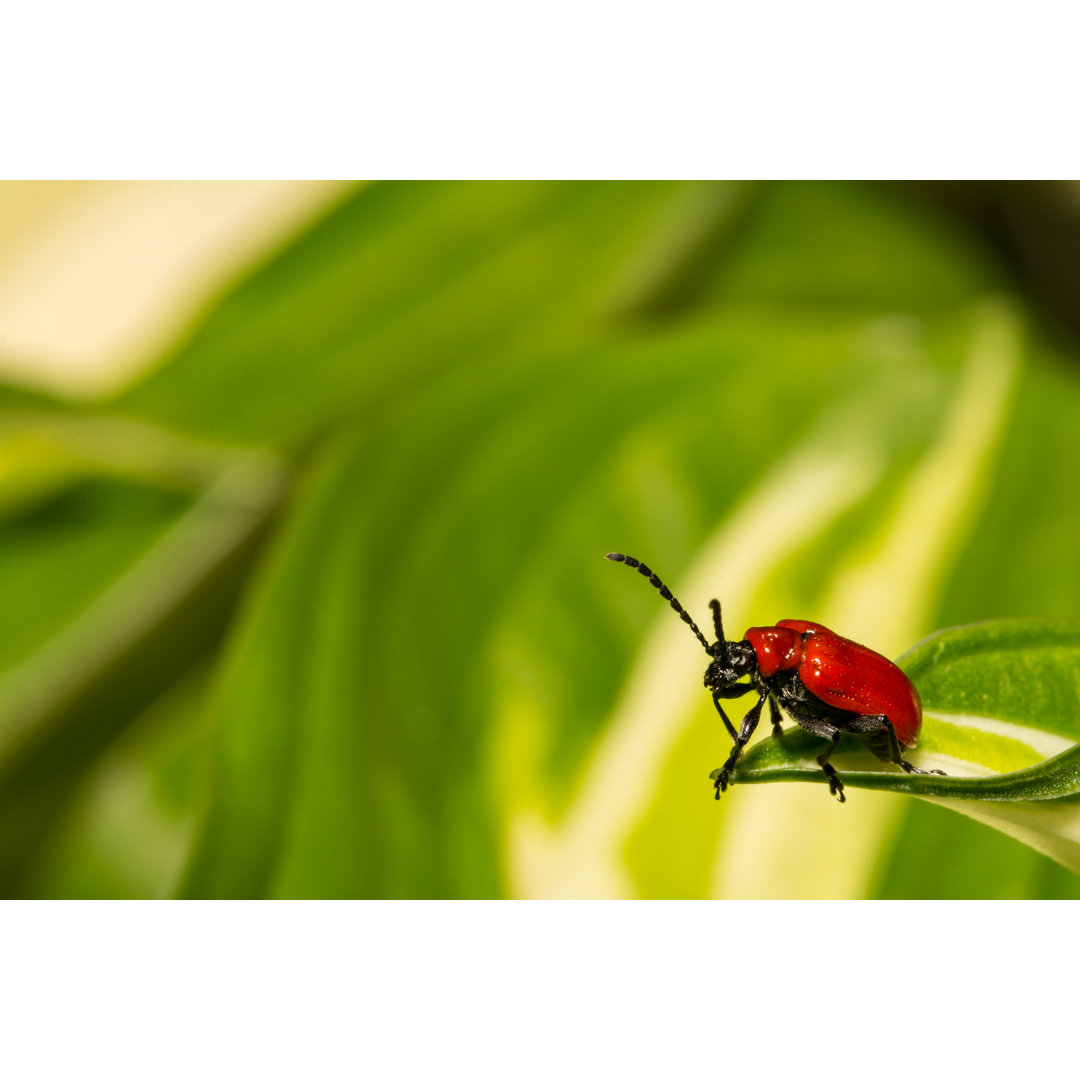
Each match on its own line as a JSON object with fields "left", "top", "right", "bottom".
{"left": 822, "top": 764, "right": 846, "bottom": 803}
{"left": 709, "top": 766, "right": 730, "bottom": 799}
{"left": 711, "top": 743, "right": 747, "bottom": 799}
{"left": 771, "top": 723, "right": 784, "bottom": 740}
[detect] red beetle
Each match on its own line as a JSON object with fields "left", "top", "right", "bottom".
{"left": 606, "top": 553, "right": 944, "bottom": 802}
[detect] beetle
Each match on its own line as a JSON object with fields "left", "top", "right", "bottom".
{"left": 605, "top": 552, "right": 944, "bottom": 802}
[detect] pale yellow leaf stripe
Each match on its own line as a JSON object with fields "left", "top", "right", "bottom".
{"left": 713, "top": 301, "right": 1020, "bottom": 897}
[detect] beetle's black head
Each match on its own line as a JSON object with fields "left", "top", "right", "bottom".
{"left": 703, "top": 639, "right": 756, "bottom": 692}
{"left": 604, "top": 553, "right": 756, "bottom": 691}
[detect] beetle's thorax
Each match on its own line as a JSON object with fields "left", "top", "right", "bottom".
{"left": 743, "top": 620, "right": 831, "bottom": 678}
{"left": 744, "top": 625, "right": 803, "bottom": 678}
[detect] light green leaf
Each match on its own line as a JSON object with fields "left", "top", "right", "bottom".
{"left": 734, "top": 618, "right": 1080, "bottom": 871}
{"left": 117, "top": 182, "right": 731, "bottom": 446}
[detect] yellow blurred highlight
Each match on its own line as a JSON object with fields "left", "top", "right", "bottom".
{"left": 0, "top": 181, "right": 348, "bottom": 396}
{"left": 825, "top": 301, "right": 1021, "bottom": 655}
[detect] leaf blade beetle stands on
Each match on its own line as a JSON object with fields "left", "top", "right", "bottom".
{"left": 605, "top": 552, "right": 945, "bottom": 802}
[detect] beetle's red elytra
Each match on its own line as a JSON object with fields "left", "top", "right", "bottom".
{"left": 744, "top": 621, "right": 922, "bottom": 746}
{"left": 605, "top": 552, "right": 944, "bottom": 802}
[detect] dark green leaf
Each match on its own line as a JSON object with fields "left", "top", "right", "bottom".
{"left": 0, "top": 451, "right": 285, "bottom": 891}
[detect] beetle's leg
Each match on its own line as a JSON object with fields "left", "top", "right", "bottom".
{"left": 840, "top": 713, "right": 947, "bottom": 777}
{"left": 879, "top": 716, "right": 946, "bottom": 777}
{"left": 711, "top": 696, "right": 738, "bottom": 744}
{"left": 779, "top": 705, "right": 847, "bottom": 801}
{"left": 711, "top": 685, "right": 751, "bottom": 744}
{"left": 815, "top": 729, "right": 845, "bottom": 803}
{"left": 769, "top": 698, "right": 785, "bottom": 739}
{"left": 710, "top": 692, "right": 767, "bottom": 799}
{"left": 713, "top": 685, "right": 752, "bottom": 699}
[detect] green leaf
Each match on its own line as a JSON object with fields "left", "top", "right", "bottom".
{"left": 22, "top": 666, "right": 213, "bottom": 899}
{"left": 874, "top": 340, "right": 1080, "bottom": 897}
{"left": 933, "top": 346, "right": 1080, "bottom": 624}
{"left": 0, "top": 440, "right": 285, "bottom": 891}
{"left": 706, "top": 181, "right": 1004, "bottom": 313}
{"left": 178, "top": 298, "right": 1002, "bottom": 897}
{"left": 870, "top": 798, "right": 1080, "bottom": 899}
{"left": 117, "top": 182, "right": 729, "bottom": 447}
{"left": 0, "top": 361, "right": 294, "bottom": 892}
{"left": 734, "top": 618, "right": 1080, "bottom": 872}
{"left": 9, "top": 181, "right": 1069, "bottom": 898}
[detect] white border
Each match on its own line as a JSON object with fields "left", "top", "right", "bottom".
{"left": 2, "top": 2, "right": 1077, "bottom": 177}
{"left": 0, "top": 903, "right": 1068, "bottom": 1078}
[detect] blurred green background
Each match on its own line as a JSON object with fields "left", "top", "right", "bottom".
{"left": 1, "top": 179, "right": 1079, "bottom": 899}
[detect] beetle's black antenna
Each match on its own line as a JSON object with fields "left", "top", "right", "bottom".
{"left": 709, "top": 599, "right": 730, "bottom": 665}
{"left": 605, "top": 553, "right": 713, "bottom": 654}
